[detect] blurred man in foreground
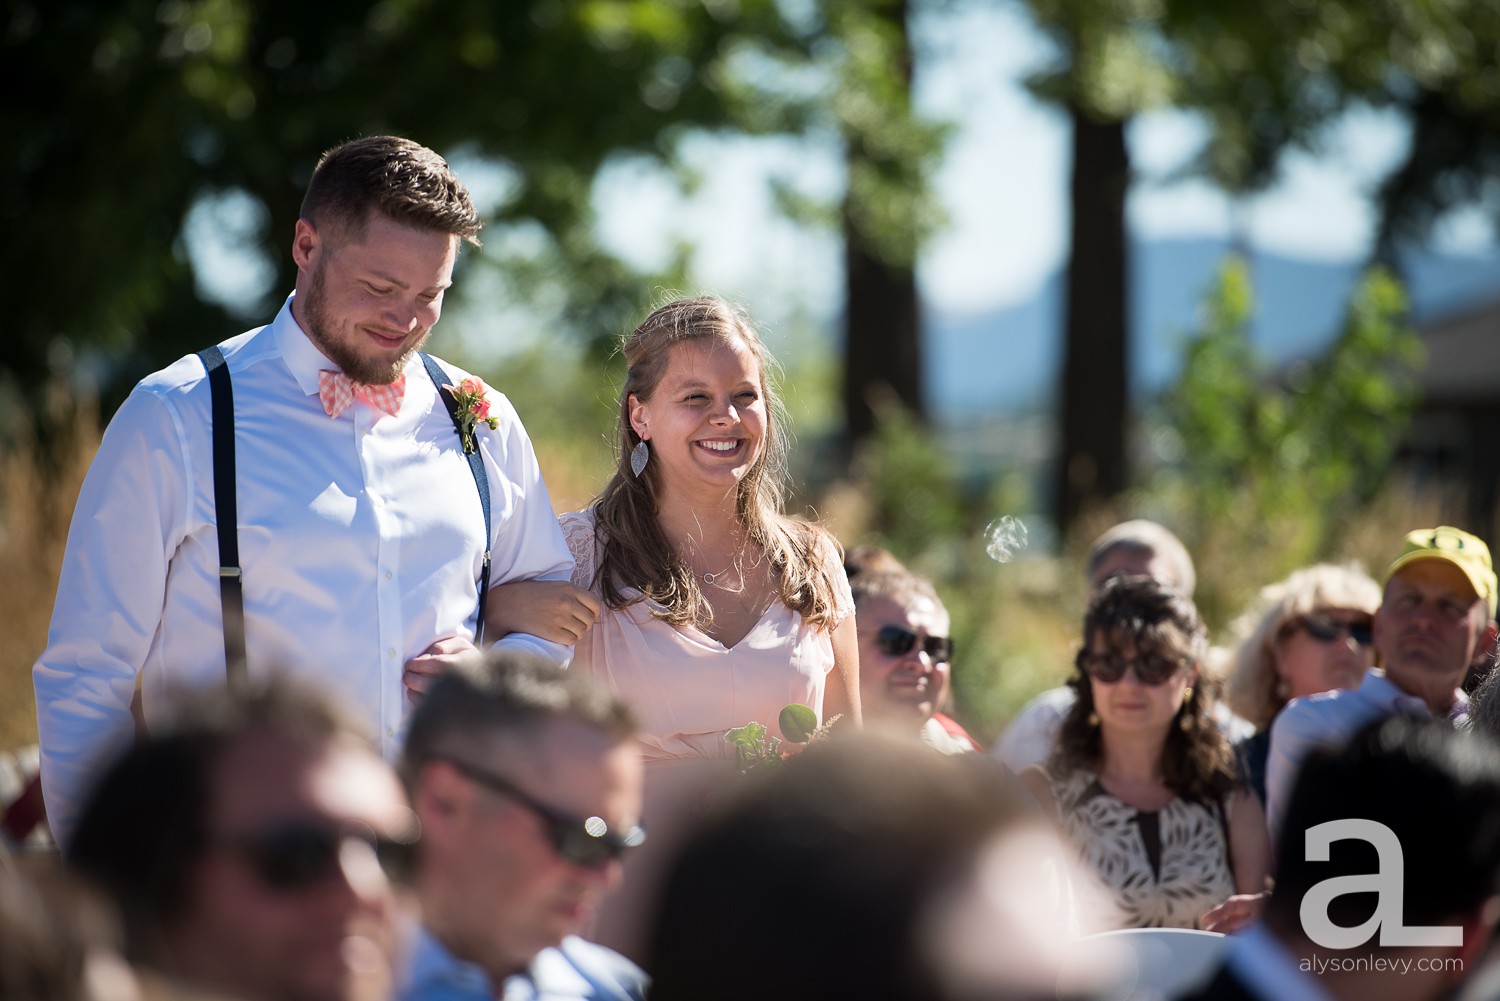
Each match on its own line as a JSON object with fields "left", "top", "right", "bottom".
{"left": 1179, "top": 715, "right": 1500, "bottom": 1001}
{"left": 67, "top": 678, "right": 416, "bottom": 1001}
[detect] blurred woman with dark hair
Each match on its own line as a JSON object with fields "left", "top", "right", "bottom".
{"left": 1021, "top": 575, "right": 1270, "bottom": 930}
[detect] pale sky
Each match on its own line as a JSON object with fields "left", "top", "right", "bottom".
{"left": 591, "top": 4, "right": 1491, "bottom": 331}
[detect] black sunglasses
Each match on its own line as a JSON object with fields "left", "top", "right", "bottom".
{"left": 1075, "top": 649, "right": 1189, "bottom": 686}
{"left": 215, "top": 817, "right": 418, "bottom": 892}
{"left": 1296, "top": 613, "right": 1374, "bottom": 647}
{"left": 437, "top": 756, "right": 645, "bottom": 867}
{"left": 870, "top": 625, "right": 954, "bottom": 663}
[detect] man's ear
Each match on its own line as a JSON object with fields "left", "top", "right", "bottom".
{"left": 1474, "top": 619, "right": 1499, "bottom": 668}
{"left": 291, "top": 218, "right": 321, "bottom": 272}
{"left": 412, "top": 759, "right": 472, "bottom": 846}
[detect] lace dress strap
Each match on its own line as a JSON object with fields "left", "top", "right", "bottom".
{"left": 559, "top": 509, "right": 601, "bottom": 591}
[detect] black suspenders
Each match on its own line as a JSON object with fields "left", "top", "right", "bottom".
{"left": 420, "top": 353, "right": 493, "bottom": 645}
{"left": 195, "top": 347, "right": 493, "bottom": 678}
{"left": 197, "top": 346, "right": 247, "bottom": 680}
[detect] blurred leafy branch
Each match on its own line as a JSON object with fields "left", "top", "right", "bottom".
{"left": 1149, "top": 256, "right": 1422, "bottom": 624}
{"left": 2, "top": 0, "right": 944, "bottom": 461}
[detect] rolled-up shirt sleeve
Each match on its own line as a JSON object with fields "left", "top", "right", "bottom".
{"left": 33, "top": 388, "right": 190, "bottom": 851}
{"left": 478, "top": 391, "right": 575, "bottom": 668}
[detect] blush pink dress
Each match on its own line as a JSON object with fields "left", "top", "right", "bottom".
{"left": 561, "top": 509, "right": 853, "bottom": 957}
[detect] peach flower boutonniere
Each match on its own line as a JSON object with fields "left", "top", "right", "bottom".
{"left": 443, "top": 376, "right": 500, "bottom": 455}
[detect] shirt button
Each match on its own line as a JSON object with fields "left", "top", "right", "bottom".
{"left": 383, "top": 569, "right": 393, "bottom": 580}
{"left": 386, "top": 727, "right": 395, "bottom": 737}
{"left": 387, "top": 648, "right": 397, "bottom": 659}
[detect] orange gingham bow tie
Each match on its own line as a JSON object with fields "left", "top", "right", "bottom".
{"left": 318, "top": 370, "right": 406, "bottom": 418}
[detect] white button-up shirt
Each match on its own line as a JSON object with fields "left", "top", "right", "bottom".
{"left": 34, "top": 295, "right": 574, "bottom": 848}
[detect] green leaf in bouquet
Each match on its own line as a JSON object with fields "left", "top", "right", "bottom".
{"left": 778, "top": 703, "right": 819, "bottom": 744}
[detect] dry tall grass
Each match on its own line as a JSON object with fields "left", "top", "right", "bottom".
{"left": 0, "top": 401, "right": 100, "bottom": 752}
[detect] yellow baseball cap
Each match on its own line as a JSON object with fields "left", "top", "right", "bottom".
{"left": 1384, "top": 526, "right": 1498, "bottom": 618}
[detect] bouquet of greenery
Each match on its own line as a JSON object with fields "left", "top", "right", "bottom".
{"left": 724, "top": 703, "right": 841, "bottom": 772}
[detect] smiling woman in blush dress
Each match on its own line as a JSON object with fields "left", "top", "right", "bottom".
{"left": 555, "top": 295, "right": 860, "bottom": 958}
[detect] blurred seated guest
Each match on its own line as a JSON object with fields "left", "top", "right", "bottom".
{"left": 1021, "top": 575, "right": 1270, "bottom": 930}
{"left": 644, "top": 732, "right": 1091, "bottom": 1001}
{"left": 993, "top": 519, "right": 1243, "bottom": 772}
{"left": 396, "top": 651, "right": 648, "bottom": 1001}
{"left": 67, "top": 678, "right": 417, "bottom": 1001}
{"left": 843, "top": 542, "right": 910, "bottom": 579}
{"left": 850, "top": 566, "right": 980, "bottom": 753}
{"left": 1179, "top": 715, "right": 1500, "bottom": 1001}
{"left": 1223, "top": 562, "right": 1381, "bottom": 805}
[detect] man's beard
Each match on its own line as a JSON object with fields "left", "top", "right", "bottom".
{"left": 302, "top": 265, "right": 421, "bottom": 385}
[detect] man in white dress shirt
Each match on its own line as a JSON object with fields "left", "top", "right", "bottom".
{"left": 1265, "top": 525, "right": 1499, "bottom": 843}
{"left": 34, "top": 136, "right": 575, "bottom": 850}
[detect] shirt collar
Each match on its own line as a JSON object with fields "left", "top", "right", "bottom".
{"left": 271, "top": 293, "right": 337, "bottom": 399}
{"left": 401, "top": 925, "right": 599, "bottom": 1001}
{"left": 1362, "top": 669, "right": 1468, "bottom": 722}
{"left": 1226, "top": 923, "right": 1337, "bottom": 1001}
{"left": 518, "top": 943, "right": 605, "bottom": 999}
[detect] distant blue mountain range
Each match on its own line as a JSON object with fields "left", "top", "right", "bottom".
{"left": 925, "top": 238, "right": 1500, "bottom": 421}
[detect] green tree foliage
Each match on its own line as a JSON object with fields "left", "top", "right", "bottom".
{"left": 1155, "top": 256, "right": 1421, "bottom": 620}
{"left": 4, "top": 0, "right": 951, "bottom": 473}
{"left": 1022, "top": 0, "right": 1500, "bottom": 540}
{"left": 1161, "top": 0, "right": 1500, "bottom": 245}
{"left": 0, "top": 0, "right": 868, "bottom": 439}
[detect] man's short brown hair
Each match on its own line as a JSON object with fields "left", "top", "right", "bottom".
{"left": 300, "top": 135, "right": 482, "bottom": 247}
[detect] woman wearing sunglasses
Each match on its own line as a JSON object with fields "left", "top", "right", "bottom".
{"left": 849, "top": 566, "right": 980, "bottom": 753}
{"left": 1020, "top": 574, "right": 1270, "bottom": 930}
{"left": 1223, "top": 562, "right": 1381, "bottom": 807}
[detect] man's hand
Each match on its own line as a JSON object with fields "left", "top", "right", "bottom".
{"left": 485, "top": 580, "right": 601, "bottom": 645}
{"left": 403, "top": 636, "right": 482, "bottom": 706}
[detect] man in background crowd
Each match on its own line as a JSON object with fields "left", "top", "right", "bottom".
{"left": 1266, "top": 526, "right": 1498, "bottom": 840}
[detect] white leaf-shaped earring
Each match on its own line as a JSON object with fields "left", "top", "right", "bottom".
{"left": 630, "top": 440, "right": 650, "bottom": 477}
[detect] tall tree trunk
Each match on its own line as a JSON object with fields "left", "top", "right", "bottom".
{"left": 842, "top": 210, "right": 922, "bottom": 444}
{"left": 1054, "top": 105, "right": 1130, "bottom": 538}
{"left": 840, "top": 0, "right": 922, "bottom": 448}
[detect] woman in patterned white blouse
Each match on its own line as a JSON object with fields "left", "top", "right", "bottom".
{"left": 1020, "top": 574, "right": 1271, "bottom": 931}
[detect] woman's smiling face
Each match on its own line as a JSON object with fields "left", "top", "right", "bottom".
{"left": 628, "top": 338, "right": 767, "bottom": 498}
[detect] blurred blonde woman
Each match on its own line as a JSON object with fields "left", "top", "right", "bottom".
{"left": 1224, "top": 562, "right": 1381, "bottom": 805}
